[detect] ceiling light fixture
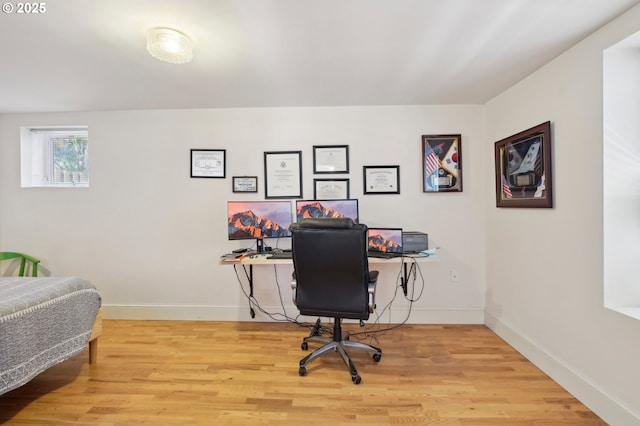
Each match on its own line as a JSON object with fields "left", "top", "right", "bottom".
{"left": 146, "top": 28, "right": 193, "bottom": 64}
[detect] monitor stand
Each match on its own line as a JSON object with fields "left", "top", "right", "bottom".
{"left": 256, "top": 238, "right": 265, "bottom": 253}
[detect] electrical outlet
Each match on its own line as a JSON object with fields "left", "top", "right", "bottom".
{"left": 449, "top": 269, "right": 459, "bottom": 282}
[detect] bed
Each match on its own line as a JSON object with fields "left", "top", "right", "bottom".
{"left": 0, "top": 276, "right": 102, "bottom": 395}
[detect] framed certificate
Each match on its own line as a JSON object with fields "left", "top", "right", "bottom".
{"left": 313, "top": 145, "right": 349, "bottom": 174}
{"left": 264, "top": 151, "right": 303, "bottom": 198}
{"left": 232, "top": 176, "right": 258, "bottom": 193}
{"left": 314, "top": 178, "right": 350, "bottom": 200}
{"left": 190, "top": 149, "right": 226, "bottom": 178}
{"left": 363, "top": 165, "right": 400, "bottom": 194}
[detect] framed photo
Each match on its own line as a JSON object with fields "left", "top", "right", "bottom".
{"left": 363, "top": 165, "right": 400, "bottom": 194}
{"left": 264, "top": 151, "right": 303, "bottom": 199}
{"left": 190, "top": 149, "right": 225, "bottom": 178}
{"left": 494, "top": 121, "right": 552, "bottom": 208}
{"left": 232, "top": 176, "right": 258, "bottom": 193}
{"left": 314, "top": 178, "right": 350, "bottom": 200}
{"left": 313, "top": 145, "right": 349, "bottom": 174}
{"left": 422, "top": 134, "right": 462, "bottom": 192}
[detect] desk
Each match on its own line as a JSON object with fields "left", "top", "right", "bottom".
{"left": 221, "top": 254, "right": 439, "bottom": 318}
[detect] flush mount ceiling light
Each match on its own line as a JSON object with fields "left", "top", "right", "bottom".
{"left": 146, "top": 28, "right": 193, "bottom": 64}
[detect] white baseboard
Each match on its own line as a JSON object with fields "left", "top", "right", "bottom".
{"left": 484, "top": 311, "right": 640, "bottom": 426}
{"left": 101, "top": 304, "right": 484, "bottom": 324}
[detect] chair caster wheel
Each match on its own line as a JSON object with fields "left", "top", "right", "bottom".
{"left": 373, "top": 353, "right": 382, "bottom": 362}
{"left": 352, "top": 375, "right": 361, "bottom": 384}
{"left": 299, "top": 366, "right": 307, "bottom": 376}
{"left": 301, "top": 342, "right": 308, "bottom": 350}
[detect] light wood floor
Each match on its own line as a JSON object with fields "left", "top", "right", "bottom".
{"left": 0, "top": 320, "right": 605, "bottom": 425}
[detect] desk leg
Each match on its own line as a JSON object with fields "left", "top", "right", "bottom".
{"left": 401, "top": 262, "right": 409, "bottom": 297}
{"left": 248, "top": 265, "right": 255, "bottom": 318}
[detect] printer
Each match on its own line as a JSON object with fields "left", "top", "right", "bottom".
{"left": 402, "top": 231, "right": 428, "bottom": 254}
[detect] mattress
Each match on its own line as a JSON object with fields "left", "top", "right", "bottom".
{"left": 0, "top": 276, "right": 102, "bottom": 395}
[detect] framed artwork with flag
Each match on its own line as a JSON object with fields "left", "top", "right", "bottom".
{"left": 422, "top": 134, "right": 462, "bottom": 192}
{"left": 494, "top": 121, "right": 552, "bottom": 208}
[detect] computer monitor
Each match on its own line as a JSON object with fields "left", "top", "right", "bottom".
{"left": 295, "top": 199, "right": 359, "bottom": 223}
{"left": 227, "top": 201, "right": 293, "bottom": 244}
{"left": 367, "top": 228, "right": 403, "bottom": 254}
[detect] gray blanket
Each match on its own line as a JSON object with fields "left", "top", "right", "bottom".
{"left": 0, "top": 276, "right": 101, "bottom": 395}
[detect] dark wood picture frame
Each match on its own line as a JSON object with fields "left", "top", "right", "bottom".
{"left": 494, "top": 121, "right": 552, "bottom": 208}
{"left": 422, "top": 134, "right": 462, "bottom": 192}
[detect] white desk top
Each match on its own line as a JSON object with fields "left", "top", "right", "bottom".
{"left": 220, "top": 253, "right": 439, "bottom": 266}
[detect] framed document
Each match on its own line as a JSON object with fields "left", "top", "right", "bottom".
{"left": 190, "top": 149, "right": 226, "bottom": 178}
{"left": 494, "top": 121, "right": 552, "bottom": 208}
{"left": 422, "top": 134, "right": 462, "bottom": 192}
{"left": 363, "top": 165, "right": 400, "bottom": 194}
{"left": 232, "top": 176, "right": 258, "bottom": 193}
{"left": 314, "top": 178, "right": 350, "bottom": 200}
{"left": 313, "top": 145, "right": 349, "bottom": 174}
{"left": 264, "top": 151, "right": 303, "bottom": 198}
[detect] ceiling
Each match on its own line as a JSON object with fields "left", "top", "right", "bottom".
{"left": 1, "top": 0, "right": 638, "bottom": 114}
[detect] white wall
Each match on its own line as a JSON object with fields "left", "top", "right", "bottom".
{"left": 0, "top": 105, "right": 485, "bottom": 324}
{"left": 484, "top": 4, "right": 640, "bottom": 425}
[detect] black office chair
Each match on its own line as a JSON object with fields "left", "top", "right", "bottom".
{"left": 290, "top": 218, "right": 382, "bottom": 384}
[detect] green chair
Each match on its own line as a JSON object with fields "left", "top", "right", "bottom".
{"left": 0, "top": 252, "right": 40, "bottom": 277}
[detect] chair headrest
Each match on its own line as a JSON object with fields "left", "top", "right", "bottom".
{"left": 296, "top": 218, "right": 354, "bottom": 230}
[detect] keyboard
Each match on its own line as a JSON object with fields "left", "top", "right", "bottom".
{"left": 267, "top": 251, "right": 293, "bottom": 259}
{"left": 367, "top": 252, "right": 404, "bottom": 259}
{"left": 267, "top": 251, "right": 405, "bottom": 259}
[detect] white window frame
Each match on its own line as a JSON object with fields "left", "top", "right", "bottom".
{"left": 603, "top": 31, "right": 640, "bottom": 321}
{"left": 21, "top": 126, "right": 89, "bottom": 188}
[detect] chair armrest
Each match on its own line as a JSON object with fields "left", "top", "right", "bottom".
{"left": 368, "top": 270, "right": 378, "bottom": 313}
{"left": 291, "top": 271, "right": 297, "bottom": 306}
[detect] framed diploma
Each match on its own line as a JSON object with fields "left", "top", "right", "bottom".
{"left": 363, "top": 165, "right": 400, "bottom": 194}
{"left": 314, "top": 178, "right": 350, "bottom": 200}
{"left": 232, "top": 176, "right": 258, "bottom": 193}
{"left": 264, "top": 151, "right": 303, "bottom": 198}
{"left": 190, "top": 149, "right": 226, "bottom": 178}
{"left": 313, "top": 145, "right": 349, "bottom": 174}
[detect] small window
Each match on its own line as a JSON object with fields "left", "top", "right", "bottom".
{"left": 21, "top": 126, "right": 89, "bottom": 188}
